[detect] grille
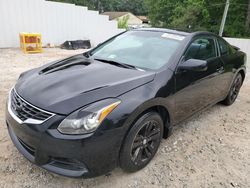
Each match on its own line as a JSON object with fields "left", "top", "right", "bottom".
{"left": 10, "top": 89, "right": 53, "bottom": 122}
{"left": 51, "top": 157, "right": 87, "bottom": 171}
{"left": 18, "top": 137, "right": 35, "bottom": 156}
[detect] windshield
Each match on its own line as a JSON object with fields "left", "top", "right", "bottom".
{"left": 90, "top": 31, "right": 184, "bottom": 70}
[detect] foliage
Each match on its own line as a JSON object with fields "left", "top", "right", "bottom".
{"left": 144, "top": 0, "right": 176, "bottom": 27}
{"left": 169, "top": 0, "right": 210, "bottom": 31}
{"left": 146, "top": 0, "right": 250, "bottom": 37}
{"left": 117, "top": 15, "right": 129, "bottom": 29}
{"left": 48, "top": 0, "right": 148, "bottom": 15}
{"left": 48, "top": 0, "right": 96, "bottom": 9}
{"left": 221, "top": 0, "right": 249, "bottom": 37}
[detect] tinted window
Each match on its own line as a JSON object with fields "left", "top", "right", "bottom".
{"left": 90, "top": 31, "right": 184, "bottom": 70}
{"left": 185, "top": 38, "right": 216, "bottom": 60}
{"left": 218, "top": 38, "right": 230, "bottom": 56}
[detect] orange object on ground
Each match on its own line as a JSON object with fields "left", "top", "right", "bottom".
{"left": 20, "top": 33, "right": 42, "bottom": 53}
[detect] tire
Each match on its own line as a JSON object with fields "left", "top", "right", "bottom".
{"left": 120, "top": 112, "right": 164, "bottom": 172}
{"left": 222, "top": 73, "right": 243, "bottom": 106}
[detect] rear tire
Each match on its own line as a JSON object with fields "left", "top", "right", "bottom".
{"left": 222, "top": 73, "right": 243, "bottom": 106}
{"left": 120, "top": 112, "right": 163, "bottom": 172}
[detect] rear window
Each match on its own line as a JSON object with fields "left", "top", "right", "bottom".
{"left": 218, "top": 38, "right": 230, "bottom": 56}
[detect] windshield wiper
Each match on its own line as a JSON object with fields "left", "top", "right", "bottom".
{"left": 83, "top": 51, "right": 90, "bottom": 58}
{"left": 94, "top": 58, "right": 138, "bottom": 70}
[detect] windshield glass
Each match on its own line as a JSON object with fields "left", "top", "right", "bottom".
{"left": 90, "top": 31, "right": 184, "bottom": 70}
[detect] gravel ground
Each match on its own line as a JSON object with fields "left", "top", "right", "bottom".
{"left": 0, "top": 48, "right": 250, "bottom": 188}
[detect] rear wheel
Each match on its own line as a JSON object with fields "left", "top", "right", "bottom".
{"left": 222, "top": 73, "right": 243, "bottom": 106}
{"left": 120, "top": 112, "right": 163, "bottom": 172}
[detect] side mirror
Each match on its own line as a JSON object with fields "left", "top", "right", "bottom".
{"left": 178, "top": 59, "right": 208, "bottom": 72}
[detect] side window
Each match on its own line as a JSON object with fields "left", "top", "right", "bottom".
{"left": 185, "top": 37, "right": 216, "bottom": 60}
{"left": 217, "top": 38, "right": 230, "bottom": 56}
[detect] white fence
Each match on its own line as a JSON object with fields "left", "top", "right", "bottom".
{"left": 0, "top": 0, "right": 124, "bottom": 48}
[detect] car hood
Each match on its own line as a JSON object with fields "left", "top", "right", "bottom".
{"left": 15, "top": 54, "right": 155, "bottom": 115}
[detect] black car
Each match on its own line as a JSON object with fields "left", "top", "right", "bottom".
{"left": 6, "top": 28, "right": 246, "bottom": 178}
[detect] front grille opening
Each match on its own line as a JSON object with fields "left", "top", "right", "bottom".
{"left": 10, "top": 89, "right": 53, "bottom": 122}
{"left": 50, "top": 157, "right": 87, "bottom": 171}
{"left": 18, "top": 137, "right": 36, "bottom": 156}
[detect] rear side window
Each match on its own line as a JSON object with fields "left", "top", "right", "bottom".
{"left": 218, "top": 38, "right": 230, "bottom": 56}
{"left": 185, "top": 37, "right": 216, "bottom": 60}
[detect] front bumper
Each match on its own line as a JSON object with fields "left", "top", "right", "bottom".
{"left": 6, "top": 105, "right": 125, "bottom": 178}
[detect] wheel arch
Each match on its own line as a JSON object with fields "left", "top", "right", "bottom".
{"left": 122, "top": 98, "right": 174, "bottom": 141}
{"left": 238, "top": 69, "right": 246, "bottom": 83}
{"left": 141, "top": 105, "right": 171, "bottom": 139}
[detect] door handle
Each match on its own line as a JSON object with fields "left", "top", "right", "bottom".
{"left": 216, "top": 67, "right": 224, "bottom": 73}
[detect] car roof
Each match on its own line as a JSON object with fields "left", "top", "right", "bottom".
{"left": 136, "top": 28, "right": 216, "bottom": 38}
{"left": 136, "top": 28, "right": 191, "bottom": 36}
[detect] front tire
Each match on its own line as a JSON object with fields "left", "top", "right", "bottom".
{"left": 120, "top": 112, "right": 163, "bottom": 172}
{"left": 222, "top": 73, "right": 243, "bottom": 106}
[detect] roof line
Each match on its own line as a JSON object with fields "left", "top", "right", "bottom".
{"left": 135, "top": 28, "right": 191, "bottom": 36}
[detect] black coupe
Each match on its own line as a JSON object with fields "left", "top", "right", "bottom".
{"left": 6, "top": 28, "right": 246, "bottom": 178}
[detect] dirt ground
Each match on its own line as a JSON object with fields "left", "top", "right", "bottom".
{"left": 0, "top": 48, "right": 250, "bottom": 188}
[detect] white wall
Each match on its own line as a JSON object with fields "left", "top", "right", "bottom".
{"left": 0, "top": 0, "right": 124, "bottom": 48}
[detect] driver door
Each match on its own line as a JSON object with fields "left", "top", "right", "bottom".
{"left": 174, "top": 36, "right": 224, "bottom": 123}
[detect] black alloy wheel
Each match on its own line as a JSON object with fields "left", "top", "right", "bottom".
{"left": 120, "top": 112, "right": 164, "bottom": 172}
{"left": 222, "top": 73, "right": 243, "bottom": 106}
{"left": 131, "top": 120, "right": 161, "bottom": 165}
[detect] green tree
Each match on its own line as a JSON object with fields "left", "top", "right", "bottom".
{"left": 118, "top": 15, "right": 129, "bottom": 29}
{"left": 221, "top": 0, "right": 249, "bottom": 37}
{"left": 170, "top": 0, "right": 209, "bottom": 31}
{"left": 48, "top": 0, "right": 96, "bottom": 9}
{"left": 145, "top": 0, "right": 210, "bottom": 30}
{"left": 114, "top": 0, "right": 148, "bottom": 15}
{"left": 145, "top": 0, "right": 178, "bottom": 27}
{"left": 48, "top": 0, "right": 148, "bottom": 15}
{"left": 146, "top": 0, "right": 250, "bottom": 37}
{"left": 204, "top": 0, "right": 249, "bottom": 37}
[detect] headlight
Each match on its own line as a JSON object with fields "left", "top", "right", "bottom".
{"left": 57, "top": 99, "right": 121, "bottom": 135}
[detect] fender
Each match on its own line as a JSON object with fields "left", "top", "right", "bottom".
{"left": 226, "top": 66, "right": 246, "bottom": 95}
{"left": 124, "top": 97, "right": 174, "bottom": 130}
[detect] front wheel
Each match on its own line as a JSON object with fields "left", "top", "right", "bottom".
{"left": 120, "top": 112, "right": 163, "bottom": 172}
{"left": 222, "top": 73, "right": 243, "bottom": 106}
